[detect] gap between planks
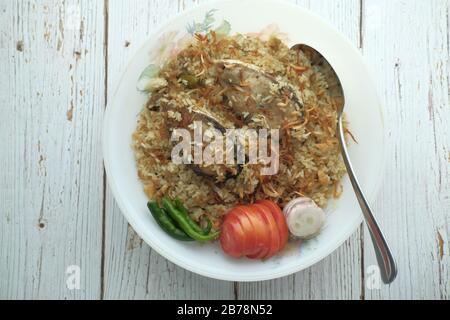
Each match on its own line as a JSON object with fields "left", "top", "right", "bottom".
{"left": 100, "top": 0, "right": 109, "bottom": 300}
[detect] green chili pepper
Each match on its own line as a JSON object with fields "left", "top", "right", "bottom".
{"left": 147, "top": 202, "right": 193, "bottom": 241}
{"left": 179, "top": 73, "right": 200, "bottom": 89}
{"left": 174, "top": 198, "right": 211, "bottom": 235}
{"left": 203, "top": 218, "right": 212, "bottom": 235}
{"left": 162, "top": 198, "right": 220, "bottom": 242}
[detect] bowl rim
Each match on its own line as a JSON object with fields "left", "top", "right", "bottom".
{"left": 103, "top": 0, "right": 386, "bottom": 282}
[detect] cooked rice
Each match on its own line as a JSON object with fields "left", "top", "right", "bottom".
{"left": 132, "top": 32, "right": 347, "bottom": 227}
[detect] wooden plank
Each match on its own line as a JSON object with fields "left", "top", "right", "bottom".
{"left": 0, "top": 0, "right": 105, "bottom": 299}
{"left": 103, "top": 0, "right": 235, "bottom": 300}
{"left": 238, "top": 0, "right": 364, "bottom": 300}
{"left": 361, "top": 0, "right": 450, "bottom": 299}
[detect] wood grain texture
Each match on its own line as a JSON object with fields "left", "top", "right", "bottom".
{"left": 103, "top": 0, "right": 235, "bottom": 300}
{"left": 361, "top": 0, "right": 450, "bottom": 300}
{"left": 0, "top": 0, "right": 105, "bottom": 299}
{"left": 1, "top": 0, "right": 449, "bottom": 300}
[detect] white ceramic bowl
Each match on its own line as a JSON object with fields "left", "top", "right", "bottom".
{"left": 103, "top": 0, "right": 385, "bottom": 282}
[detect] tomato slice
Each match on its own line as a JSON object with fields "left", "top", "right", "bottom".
{"left": 256, "top": 200, "right": 289, "bottom": 251}
{"left": 233, "top": 206, "right": 267, "bottom": 258}
{"left": 241, "top": 206, "right": 272, "bottom": 259}
{"left": 221, "top": 201, "right": 289, "bottom": 260}
{"left": 228, "top": 207, "right": 258, "bottom": 256}
{"left": 220, "top": 214, "right": 246, "bottom": 258}
{"left": 252, "top": 203, "right": 280, "bottom": 259}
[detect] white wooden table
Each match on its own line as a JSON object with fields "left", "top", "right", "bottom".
{"left": 1, "top": 0, "right": 449, "bottom": 300}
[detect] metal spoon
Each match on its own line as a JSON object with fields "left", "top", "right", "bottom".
{"left": 291, "top": 44, "right": 397, "bottom": 284}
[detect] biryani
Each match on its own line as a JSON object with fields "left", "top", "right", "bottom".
{"left": 132, "top": 31, "right": 347, "bottom": 232}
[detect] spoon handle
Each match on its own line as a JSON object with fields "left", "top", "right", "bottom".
{"left": 337, "top": 117, "right": 397, "bottom": 284}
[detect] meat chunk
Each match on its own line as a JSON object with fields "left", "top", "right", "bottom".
{"left": 216, "top": 59, "right": 303, "bottom": 129}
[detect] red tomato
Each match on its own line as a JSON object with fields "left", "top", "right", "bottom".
{"left": 234, "top": 206, "right": 270, "bottom": 258}
{"left": 219, "top": 214, "right": 246, "bottom": 258}
{"left": 256, "top": 200, "right": 289, "bottom": 251}
{"left": 252, "top": 204, "right": 280, "bottom": 259}
{"left": 228, "top": 207, "right": 258, "bottom": 256}
{"left": 245, "top": 205, "right": 276, "bottom": 259}
{"left": 220, "top": 200, "right": 289, "bottom": 260}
